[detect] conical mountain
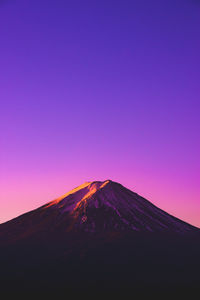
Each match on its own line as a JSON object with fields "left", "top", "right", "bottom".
{"left": 40, "top": 179, "right": 197, "bottom": 233}
{"left": 0, "top": 180, "right": 198, "bottom": 244}
{"left": 0, "top": 180, "right": 200, "bottom": 294}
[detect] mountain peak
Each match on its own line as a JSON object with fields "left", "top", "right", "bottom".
{"left": 84, "top": 179, "right": 113, "bottom": 188}
{"left": 44, "top": 179, "right": 115, "bottom": 209}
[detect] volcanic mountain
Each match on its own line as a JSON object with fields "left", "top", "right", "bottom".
{"left": 0, "top": 180, "right": 197, "bottom": 241}
{"left": 0, "top": 180, "right": 200, "bottom": 295}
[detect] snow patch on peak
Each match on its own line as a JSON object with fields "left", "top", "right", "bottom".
{"left": 43, "top": 180, "right": 114, "bottom": 212}
{"left": 100, "top": 180, "right": 112, "bottom": 188}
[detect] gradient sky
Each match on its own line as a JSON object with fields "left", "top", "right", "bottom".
{"left": 0, "top": 0, "right": 200, "bottom": 227}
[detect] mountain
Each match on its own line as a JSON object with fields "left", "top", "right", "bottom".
{"left": 0, "top": 180, "right": 200, "bottom": 296}
{"left": 0, "top": 180, "right": 197, "bottom": 241}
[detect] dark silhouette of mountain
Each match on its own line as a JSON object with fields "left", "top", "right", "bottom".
{"left": 0, "top": 180, "right": 200, "bottom": 296}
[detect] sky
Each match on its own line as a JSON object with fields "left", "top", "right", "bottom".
{"left": 0, "top": 0, "right": 200, "bottom": 227}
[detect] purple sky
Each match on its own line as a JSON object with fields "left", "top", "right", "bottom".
{"left": 0, "top": 0, "right": 200, "bottom": 227}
